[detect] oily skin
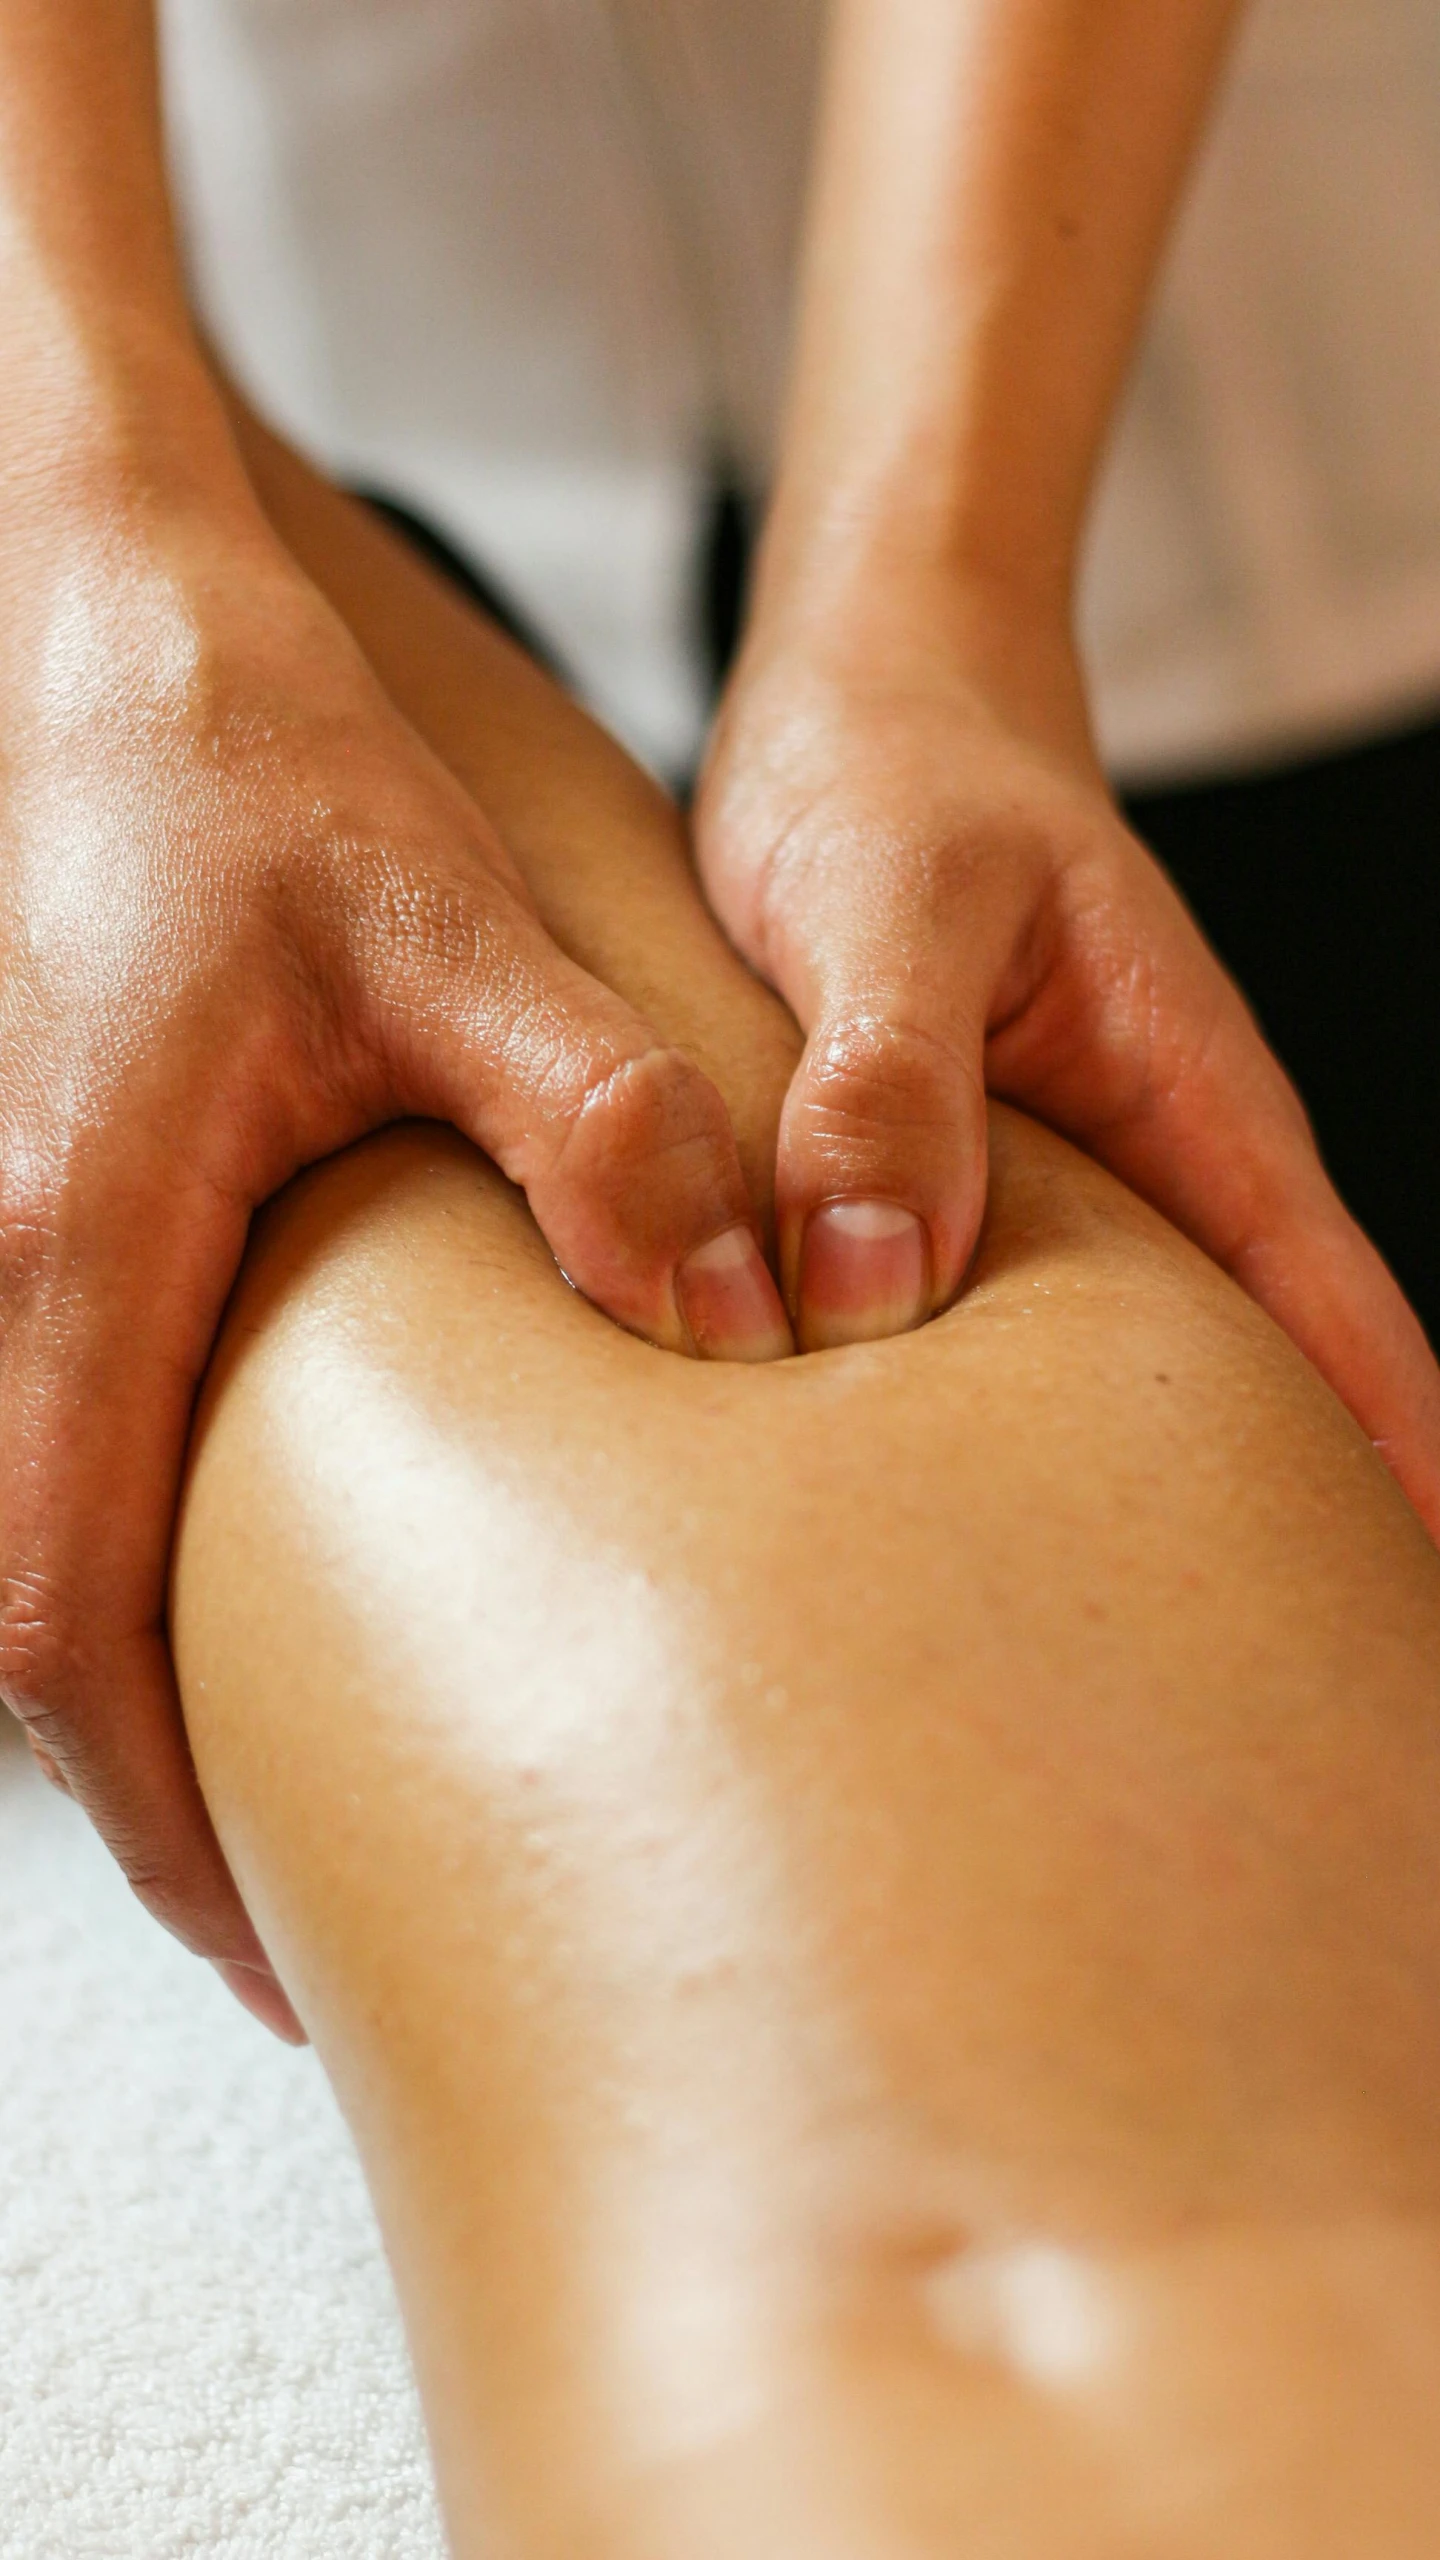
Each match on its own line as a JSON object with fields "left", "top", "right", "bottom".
{"left": 0, "top": 0, "right": 786, "bottom": 2011}
{"left": 3, "top": 0, "right": 1440, "bottom": 2021}
{"left": 173, "top": 461, "right": 1440, "bottom": 2558}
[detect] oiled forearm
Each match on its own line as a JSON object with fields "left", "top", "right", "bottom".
{"left": 0, "top": 0, "right": 249, "bottom": 531}
{"left": 763, "top": 0, "right": 1241, "bottom": 620}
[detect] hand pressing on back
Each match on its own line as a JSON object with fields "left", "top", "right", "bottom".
{"left": 0, "top": 467, "right": 789, "bottom": 2037}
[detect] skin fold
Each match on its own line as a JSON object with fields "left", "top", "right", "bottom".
{"left": 173, "top": 459, "right": 1440, "bottom": 2557}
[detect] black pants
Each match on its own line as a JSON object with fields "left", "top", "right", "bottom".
{"left": 367, "top": 487, "right": 1440, "bottom": 1345}
{"left": 1126, "top": 718, "right": 1440, "bottom": 1345}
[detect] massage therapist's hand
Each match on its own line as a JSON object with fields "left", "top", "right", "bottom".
{"left": 697, "top": 571, "right": 1440, "bottom": 1537}
{"left": 0, "top": 482, "right": 789, "bottom": 2030}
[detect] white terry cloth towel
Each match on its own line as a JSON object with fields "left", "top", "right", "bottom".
{"left": 0, "top": 1714, "right": 445, "bottom": 2559}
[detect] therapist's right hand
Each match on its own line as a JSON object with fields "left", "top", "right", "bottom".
{"left": 0, "top": 491, "right": 790, "bottom": 2032}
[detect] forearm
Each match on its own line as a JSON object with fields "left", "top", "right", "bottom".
{"left": 699, "top": 2, "right": 1440, "bottom": 1554}
{"left": 761, "top": 0, "right": 1241, "bottom": 632}
{"left": 0, "top": 0, "right": 255, "bottom": 532}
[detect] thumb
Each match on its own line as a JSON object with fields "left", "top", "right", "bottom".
{"left": 345, "top": 852, "right": 793, "bottom": 1363}
{"left": 777, "top": 1004, "right": 989, "bottom": 1352}
{"left": 757, "top": 866, "right": 1021, "bottom": 1354}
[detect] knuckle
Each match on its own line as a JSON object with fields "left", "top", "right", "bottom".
{"left": 25, "top": 1731, "right": 72, "bottom": 1796}
{"left": 333, "top": 844, "right": 532, "bottom": 1074}
{"left": 357, "top": 846, "right": 512, "bottom": 986}
{"left": 527, "top": 1042, "right": 746, "bottom": 1293}
{"left": 557, "top": 1042, "right": 736, "bottom": 1191}
{"left": 114, "top": 1856, "right": 203, "bottom": 1944}
{"left": 0, "top": 1568, "right": 78, "bottom": 1723}
{"left": 798, "top": 1011, "right": 981, "bottom": 1150}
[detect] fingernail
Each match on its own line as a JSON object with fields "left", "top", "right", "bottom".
{"left": 213, "top": 1959, "right": 309, "bottom": 2047}
{"left": 676, "top": 1225, "right": 794, "bottom": 1363}
{"left": 799, "top": 1199, "right": 929, "bottom": 1351}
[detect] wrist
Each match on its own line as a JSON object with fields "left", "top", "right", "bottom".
{"left": 735, "top": 525, "right": 1095, "bottom": 767}
{"left": 752, "top": 436, "right": 1081, "bottom": 641}
{"left": 0, "top": 301, "right": 260, "bottom": 551}
{"left": 0, "top": 341, "right": 319, "bottom": 720}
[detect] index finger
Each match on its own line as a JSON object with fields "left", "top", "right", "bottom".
{"left": 0, "top": 1191, "right": 303, "bottom": 2018}
{"left": 1038, "top": 991, "right": 1440, "bottom": 1541}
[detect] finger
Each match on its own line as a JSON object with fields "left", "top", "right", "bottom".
{"left": 1078, "top": 1010, "right": 1440, "bottom": 1539}
{"left": 341, "top": 849, "right": 793, "bottom": 1364}
{"left": 988, "top": 874, "right": 1440, "bottom": 1539}
{"left": 1231, "top": 1184, "right": 1440, "bottom": 1544}
{"left": 0, "top": 1219, "right": 303, "bottom": 2037}
{"left": 25, "top": 1728, "right": 71, "bottom": 1792}
{"left": 777, "top": 1006, "right": 988, "bottom": 1352}
{"left": 213, "top": 1960, "right": 310, "bottom": 2046}
{"left": 736, "top": 846, "right": 1022, "bottom": 1353}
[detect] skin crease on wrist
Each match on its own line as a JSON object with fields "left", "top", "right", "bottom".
{"left": 171, "top": 439, "right": 1440, "bottom": 2559}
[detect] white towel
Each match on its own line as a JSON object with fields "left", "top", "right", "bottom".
{"left": 0, "top": 1716, "right": 445, "bottom": 2557}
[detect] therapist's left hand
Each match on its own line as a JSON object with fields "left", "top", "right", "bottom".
{"left": 696, "top": 569, "right": 1440, "bottom": 1541}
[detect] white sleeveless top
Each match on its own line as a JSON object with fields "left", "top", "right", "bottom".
{"left": 161, "top": 0, "right": 1440, "bottom": 784}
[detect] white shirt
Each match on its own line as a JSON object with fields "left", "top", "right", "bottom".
{"left": 161, "top": 0, "right": 1440, "bottom": 785}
